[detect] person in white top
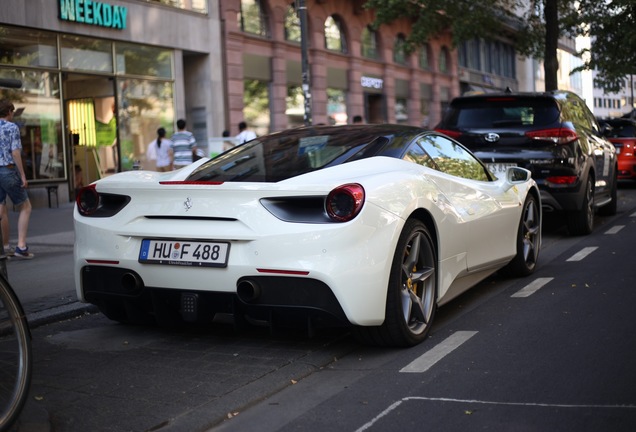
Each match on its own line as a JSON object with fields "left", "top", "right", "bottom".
{"left": 147, "top": 127, "right": 173, "bottom": 172}
{"left": 235, "top": 121, "right": 257, "bottom": 144}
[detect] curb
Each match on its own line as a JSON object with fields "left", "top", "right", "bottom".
{"left": 26, "top": 302, "right": 99, "bottom": 330}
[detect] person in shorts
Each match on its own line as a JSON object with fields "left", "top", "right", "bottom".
{"left": 0, "top": 99, "right": 33, "bottom": 259}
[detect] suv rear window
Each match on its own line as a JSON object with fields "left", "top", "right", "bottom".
{"left": 446, "top": 97, "right": 560, "bottom": 129}
{"left": 606, "top": 121, "right": 636, "bottom": 138}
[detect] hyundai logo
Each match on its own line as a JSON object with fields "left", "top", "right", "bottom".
{"left": 484, "top": 133, "right": 500, "bottom": 143}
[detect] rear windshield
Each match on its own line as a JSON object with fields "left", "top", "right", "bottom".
{"left": 187, "top": 128, "right": 392, "bottom": 183}
{"left": 445, "top": 97, "right": 560, "bottom": 129}
{"left": 606, "top": 121, "right": 636, "bottom": 138}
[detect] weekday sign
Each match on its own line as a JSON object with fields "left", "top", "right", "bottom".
{"left": 59, "top": 0, "right": 128, "bottom": 30}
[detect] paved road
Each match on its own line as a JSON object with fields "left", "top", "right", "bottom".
{"left": 6, "top": 184, "right": 636, "bottom": 431}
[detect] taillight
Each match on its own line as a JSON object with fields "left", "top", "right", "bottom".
{"left": 326, "top": 183, "right": 365, "bottom": 222}
{"left": 76, "top": 184, "right": 130, "bottom": 217}
{"left": 546, "top": 176, "right": 578, "bottom": 185}
{"left": 76, "top": 184, "right": 100, "bottom": 216}
{"left": 526, "top": 128, "right": 578, "bottom": 144}
{"left": 435, "top": 129, "right": 462, "bottom": 140}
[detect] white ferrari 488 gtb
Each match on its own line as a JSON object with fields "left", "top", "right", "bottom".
{"left": 74, "top": 124, "right": 541, "bottom": 347}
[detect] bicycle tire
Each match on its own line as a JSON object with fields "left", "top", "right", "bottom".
{"left": 0, "top": 275, "right": 32, "bottom": 432}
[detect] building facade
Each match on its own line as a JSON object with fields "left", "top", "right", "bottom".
{"left": 3, "top": 0, "right": 553, "bottom": 207}
{"left": 221, "top": 0, "right": 460, "bottom": 134}
{"left": 0, "top": 0, "right": 225, "bottom": 206}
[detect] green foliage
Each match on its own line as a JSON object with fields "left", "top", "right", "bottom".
{"left": 365, "top": 0, "right": 544, "bottom": 56}
{"left": 364, "top": 0, "right": 636, "bottom": 93}
{"left": 574, "top": 0, "right": 636, "bottom": 93}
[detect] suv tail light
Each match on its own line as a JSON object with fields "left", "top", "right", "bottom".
{"left": 525, "top": 128, "right": 578, "bottom": 144}
{"left": 435, "top": 129, "right": 462, "bottom": 140}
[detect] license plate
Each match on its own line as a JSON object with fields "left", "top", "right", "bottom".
{"left": 139, "top": 239, "right": 230, "bottom": 267}
{"left": 487, "top": 163, "right": 517, "bottom": 175}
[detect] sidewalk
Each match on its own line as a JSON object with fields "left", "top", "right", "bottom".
{"left": 4, "top": 200, "right": 96, "bottom": 327}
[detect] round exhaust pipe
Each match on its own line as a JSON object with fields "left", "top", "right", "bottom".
{"left": 237, "top": 279, "right": 261, "bottom": 303}
{"left": 121, "top": 272, "right": 143, "bottom": 292}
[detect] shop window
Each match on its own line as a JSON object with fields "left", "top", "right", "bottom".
{"left": 324, "top": 16, "right": 347, "bottom": 53}
{"left": 0, "top": 25, "right": 58, "bottom": 68}
{"left": 0, "top": 69, "right": 63, "bottom": 182}
{"left": 60, "top": 35, "right": 113, "bottom": 73}
{"left": 420, "top": 83, "right": 432, "bottom": 128}
{"left": 284, "top": 4, "right": 301, "bottom": 43}
{"left": 239, "top": 0, "right": 270, "bottom": 38}
{"left": 438, "top": 46, "right": 449, "bottom": 74}
{"left": 393, "top": 34, "right": 408, "bottom": 65}
{"left": 286, "top": 85, "right": 305, "bottom": 129}
{"left": 327, "top": 88, "right": 347, "bottom": 125}
{"left": 395, "top": 98, "right": 408, "bottom": 124}
{"left": 117, "top": 79, "right": 175, "bottom": 171}
{"left": 243, "top": 79, "right": 270, "bottom": 136}
{"left": 361, "top": 26, "right": 378, "bottom": 60}
{"left": 115, "top": 43, "right": 173, "bottom": 79}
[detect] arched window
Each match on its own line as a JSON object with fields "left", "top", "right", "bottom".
{"left": 239, "top": 0, "right": 269, "bottom": 37}
{"left": 284, "top": 3, "right": 301, "bottom": 43}
{"left": 361, "top": 25, "right": 378, "bottom": 59}
{"left": 393, "top": 34, "right": 408, "bottom": 65}
{"left": 438, "top": 46, "right": 450, "bottom": 74}
{"left": 324, "top": 16, "right": 347, "bottom": 53}
{"left": 419, "top": 43, "right": 431, "bottom": 69}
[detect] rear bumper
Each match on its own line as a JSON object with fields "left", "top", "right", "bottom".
{"left": 537, "top": 182, "right": 583, "bottom": 212}
{"left": 618, "top": 159, "right": 636, "bottom": 180}
{"left": 81, "top": 265, "right": 350, "bottom": 327}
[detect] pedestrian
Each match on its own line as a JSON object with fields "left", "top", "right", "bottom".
{"left": 74, "top": 164, "right": 84, "bottom": 199}
{"left": 235, "top": 121, "right": 257, "bottom": 144}
{"left": 147, "top": 127, "right": 173, "bottom": 172}
{"left": 222, "top": 129, "right": 235, "bottom": 151}
{"left": 0, "top": 99, "right": 33, "bottom": 259}
{"left": 1, "top": 205, "right": 10, "bottom": 256}
{"left": 352, "top": 115, "right": 364, "bottom": 124}
{"left": 171, "top": 119, "right": 197, "bottom": 169}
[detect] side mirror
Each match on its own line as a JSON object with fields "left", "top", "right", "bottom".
{"left": 507, "top": 166, "right": 531, "bottom": 183}
{"left": 499, "top": 167, "right": 531, "bottom": 192}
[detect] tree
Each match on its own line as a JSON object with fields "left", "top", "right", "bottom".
{"left": 364, "top": 0, "right": 582, "bottom": 91}
{"left": 573, "top": 0, "right": 636, "bottom": 93}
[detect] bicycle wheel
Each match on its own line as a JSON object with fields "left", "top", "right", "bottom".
{"left": 0, "top": 275, "right": 32, "bottom": 432}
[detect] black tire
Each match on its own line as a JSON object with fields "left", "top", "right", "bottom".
{"left": 598, "top": 168, "right": 618, "bottom": 216}
{"left": 0, "top": 275, "right": 32, "bottom": 432}
{"left": 354, "top": 220, "right": 437, "bottom": 347}
{"left": 499, "top": 193, "right": 541, "bottom": 277}
{"left": 567, "top": 175, "right": 594, "bottom": 236}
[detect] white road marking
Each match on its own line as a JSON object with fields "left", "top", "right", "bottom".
{"left": 631, "top": 211, "right": 636, "bottom": 217}
{"left": 511, "top": 277, "right": 554, "bottom": 298}
{"left": 355, "top": 396, "right": 636, "bottom": 431}
{"left": 399, "top": 331, "right": 477, "bottom": 374}
{"left": 605, "top": 225, "right": 624, "bottom": 235}
{"left": 566, "top": 246, "right": 598, "bottom": 262}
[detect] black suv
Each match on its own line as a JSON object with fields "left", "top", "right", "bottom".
{"left": 436, "top": 90, "right": 617, "bottom": 235}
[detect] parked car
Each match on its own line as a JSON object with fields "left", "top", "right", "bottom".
{"left": 598, "top": 117, "right": 636, "bottom": 181}
{"left": 74, "top": 124, "right": 541, "bottom": 347}
{"left": 436, "top": 90, "right": 618, "bottom": 235}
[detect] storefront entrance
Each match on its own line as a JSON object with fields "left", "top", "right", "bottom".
{"left": 63, "top": 74, "right": 119, "bottom": 195}
{"left": 365, "top": 93, "right": 386, "bottom": 124}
